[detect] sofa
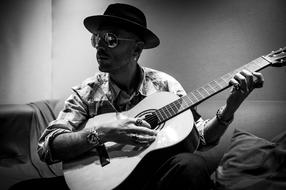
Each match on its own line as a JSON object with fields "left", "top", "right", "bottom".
{"left": 0, "top": 99, "right": 285, "bottom": 190}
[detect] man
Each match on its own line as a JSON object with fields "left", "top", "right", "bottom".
{"left": 36, "top": 3, "right": 263, "bottom": 190}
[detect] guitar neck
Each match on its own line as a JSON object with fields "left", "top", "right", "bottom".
{"left": 154, "top": 56, "right": 271, "bottom": 124}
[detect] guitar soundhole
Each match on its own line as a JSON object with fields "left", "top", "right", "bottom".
{"left": 135, "top": 109, "right": 163, "bottom": 129}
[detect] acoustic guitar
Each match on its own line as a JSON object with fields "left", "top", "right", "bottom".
{"left": 63, "top": 47, "right": 286, "bottom": 190}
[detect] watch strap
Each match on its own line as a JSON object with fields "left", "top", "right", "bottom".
{"left": 216, "top": 106, "right": 234, "bottom": 126}
{"left": 87, "top": 128, "right": 110, "bottom": 167}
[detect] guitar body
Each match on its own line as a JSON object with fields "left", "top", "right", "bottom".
{"left": 63, "top": 92, "right": 199, "bottom": 190}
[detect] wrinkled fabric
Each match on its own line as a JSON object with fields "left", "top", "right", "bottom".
{"left": 215, "top": 129, "right": 286, "bottom": 190}
{"left": 38, "top": 66, "right": 206, "bottom": 164}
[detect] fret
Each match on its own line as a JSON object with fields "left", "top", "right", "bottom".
{"left": 241, "top": 65, "right": 250, "bottom": 72}
{"left": 201, "top": 85, "right": 212, "bottom": 95}
{"left": 156, "top": 109, "right": 165, "bottom": 122}
{"left": 188, "top": 93, "right": 198, "bottom": 104}
{"left": 190, "top": 92, "right": 200, "bottom": 102}
{"left": 245, "top": 62, "right": 259, "bottom": 72}
{"left": 195, "top": 89, "right": 204, "bottom": 98}
{"left": 219, "top": 76, "right": 229, "bottom": 85}
{"left": 164, "top": 104, "right": 172, "bottom": 116}
{"left": 222, "top": 73, "right": 233, "bottom": 81}
{"left": 179, "top": 97, "right": 189, "bottom": 110}
{"left": 162, "top": 106, "right": 172, "bottom": 118}
{"left": 193, "top": 90, "right": 204, "bottom": 100}
{"left": 198, "top": 87, "right": 209, "bottom": 97}
{"left": 158, "top": 107, "right": 168, "bottom": 121}
{"left": 154, "top": 111, "right": 164, "bottom": 123}
{"left": 204, "top": 84, "right": 216, "bottom": 94}
{"left": 253, "top": 58, "right": 264, "bottom": 67}
{"left": 176, "top": 96, "right": 190, "bottom": 112}
{"left": 252, "top": 58, "right": 264, "bottom": 68}
{"left": 209, "top": 80, "right": 221, "bottom": 91}
{"left": 173, "top": 99, "right": 184, "bottom": 112}
{"left": 171, "top": 101, "right": 180, "bottom": 113}
{"left": 216, "top": 78, "right": 228, "bottom": 88}
{"left": 256, "top": 57, "right": 269, "bottom": 68}
{"left": 183, "top": 95, "right": 193, "bottom": 108}
{"left": 168, "top": 103, "right": 177, "bottom": 115}
{"left": 214, "top": 79, "right": 223, "bottom": 89}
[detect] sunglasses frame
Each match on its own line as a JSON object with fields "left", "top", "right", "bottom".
{"left": 91, "top": 33, "right": 135, "bottom": 48}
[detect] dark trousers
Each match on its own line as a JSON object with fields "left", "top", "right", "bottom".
{"left": 116, "top": 152, "right": 214, "bottom": 190}
{"left": 9, "top": 175, "right": 69, "bottom": 190}
{"left": 9, "top": 153, "right": 214, "bottom": 190}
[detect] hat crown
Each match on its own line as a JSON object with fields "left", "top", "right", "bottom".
{"left": 84, "top": 3, "right": 160, "bottom": 49}
{"left": 104, "top": 3, "right": 147, "bottom": 28}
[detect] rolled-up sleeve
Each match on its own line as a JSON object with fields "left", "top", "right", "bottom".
{"left": 37, "top": 87, "right": 89, "bottom": 164}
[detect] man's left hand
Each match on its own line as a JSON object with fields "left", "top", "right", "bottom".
{"left": 224, "top": 70, "right": 264, "bottom": 118}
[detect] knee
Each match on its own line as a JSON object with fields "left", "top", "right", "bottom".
{"left": 171, "top": 153, "right": 210, "bottom": 176}
{"left": 166, "top": 153, "right": 213, "bottom": 189}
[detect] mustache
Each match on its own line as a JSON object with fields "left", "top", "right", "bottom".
{"left": 97, "top": 49, "right": 109, "bottom": 57}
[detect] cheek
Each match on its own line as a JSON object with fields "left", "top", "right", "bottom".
{"left": 112, "top": 47, "right": 134, "bottom": 63}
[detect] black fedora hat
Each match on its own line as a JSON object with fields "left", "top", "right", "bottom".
{"left": 83, "top": 3, "right": 160, "bottom": 49}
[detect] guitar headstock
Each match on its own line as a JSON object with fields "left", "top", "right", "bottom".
{"left": 263, "top": 47, "right": 286, "bottom": 67}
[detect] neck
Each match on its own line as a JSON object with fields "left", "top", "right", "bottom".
{"left": 109, "top": 62, "right": 140, "bottom": 94}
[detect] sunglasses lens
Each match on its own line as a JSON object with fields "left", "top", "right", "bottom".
{"left": 91, "top": 34, "right": 99, "bottom": 48}
{"left": 105, "top": 33, "right": 117, "bottom": 48}
{"left": 91, "top": 33, "right": 119, "bottom": 48}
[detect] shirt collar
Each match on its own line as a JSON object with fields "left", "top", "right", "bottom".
{"left": 107, "top": 65, "right": 147, "bottom": 101}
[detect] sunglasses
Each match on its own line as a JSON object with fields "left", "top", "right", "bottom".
{"left": 91, "top": 33, "right": 136, "bottom": 48}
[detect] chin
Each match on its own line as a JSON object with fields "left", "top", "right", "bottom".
{"left": 98, "top": 65, "right": 115, "bottom": 73}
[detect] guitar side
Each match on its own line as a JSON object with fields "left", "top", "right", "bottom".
{"left": 63, "top": 92, "right": 197, "bottom": 190}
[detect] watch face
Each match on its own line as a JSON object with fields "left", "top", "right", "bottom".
{"left": 87, "top": 132, "right": 99, "bottom": 145}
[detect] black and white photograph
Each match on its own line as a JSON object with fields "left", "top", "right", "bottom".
{"left": 1, "top": 0, "right": 286, "bottom": 190}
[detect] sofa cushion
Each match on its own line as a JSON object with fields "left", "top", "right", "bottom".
{"left": 0, "top": 104, "right": 33, "bottom": 165}
{"left": 0, "top": 100, "right": 63, "bottom": 190}
{"left": 214, "top": 129, "right": 286, "bottom": 190}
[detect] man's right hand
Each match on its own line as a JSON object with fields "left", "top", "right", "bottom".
{"left": 96, "top": 117, "right": 157, "bottom": 146}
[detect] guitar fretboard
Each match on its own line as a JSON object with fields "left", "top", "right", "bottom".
{"left": 154, "top": 57, "right": 270, "bottom": 124}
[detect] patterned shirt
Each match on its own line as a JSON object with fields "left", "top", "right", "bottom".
{"left": 38, "top": 66, "right": 207, "bottom": 164}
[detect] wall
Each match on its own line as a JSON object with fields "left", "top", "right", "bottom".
{"left": 0, "top": 0, "right": 52, "bottom": 104}
{"left": 0, "top": 0, "right": 286, "bottom": 104}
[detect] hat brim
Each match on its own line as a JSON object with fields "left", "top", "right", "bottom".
{"left": 84, "top": 15, "right": 160, "bottom": 49}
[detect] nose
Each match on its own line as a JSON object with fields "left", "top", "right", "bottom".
{"left": 94, "top": 35, "right": 106, "bottom": 49}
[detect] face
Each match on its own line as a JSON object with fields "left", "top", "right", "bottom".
{"left": 92, "top": 26, "right": 142, "bottom": 74}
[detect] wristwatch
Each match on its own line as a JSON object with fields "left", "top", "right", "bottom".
{"left": 86, "top": 128, "right": 102, "bottom": 146}
{"left": 216, "top": 106, "right": 234, "bottom": 126}
{"left": 86, "top": 128, "right": 110, "bottom": 167}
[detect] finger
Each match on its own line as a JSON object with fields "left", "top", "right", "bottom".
{"left": 241, "top": 70, "right": 254, "bottom": 90}
{"left": 253, "top": 72, "right": 264, "bottom": 88}
{"left": 136, "top": 134, "right": 156, "bottom": 142}
{"left": 229, "top": 78, "right": 240, "bottom": 93}
{"left": 129, "top": 134, "right": 156, "bottom": 144}
{"left": 234, "top": 73, "right": 247, "bottom": 93}
{"left": 126, "top": 118, "right": 156, "bottom": 134}
{"left": 131, "top": 117, "right": 152, "bottom": 129}
{"left": 128, "top": 125, "right": 157, "bottom": 136}
{"left": 229, "top": 78, "right": 240, "bottom": 87}
{"left": 140, "top": 119, "right": 151, "bottom": 129}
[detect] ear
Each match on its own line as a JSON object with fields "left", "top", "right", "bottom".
{"left": 133, "top": 41, "right": 144, "bottom": 55}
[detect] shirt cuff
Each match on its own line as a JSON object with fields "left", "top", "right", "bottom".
{"left": 38, "top": 128, "right": 71, "bottom": 164}
{"left": 195, "top": 118, "right": 209, "bottom": 146}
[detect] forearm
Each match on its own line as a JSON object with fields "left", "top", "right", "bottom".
{"left": 203, "top": 105, "right": 234, "bottom": 145}
{"left": 51, "top": 129, "right": 95, "bottom": 161}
